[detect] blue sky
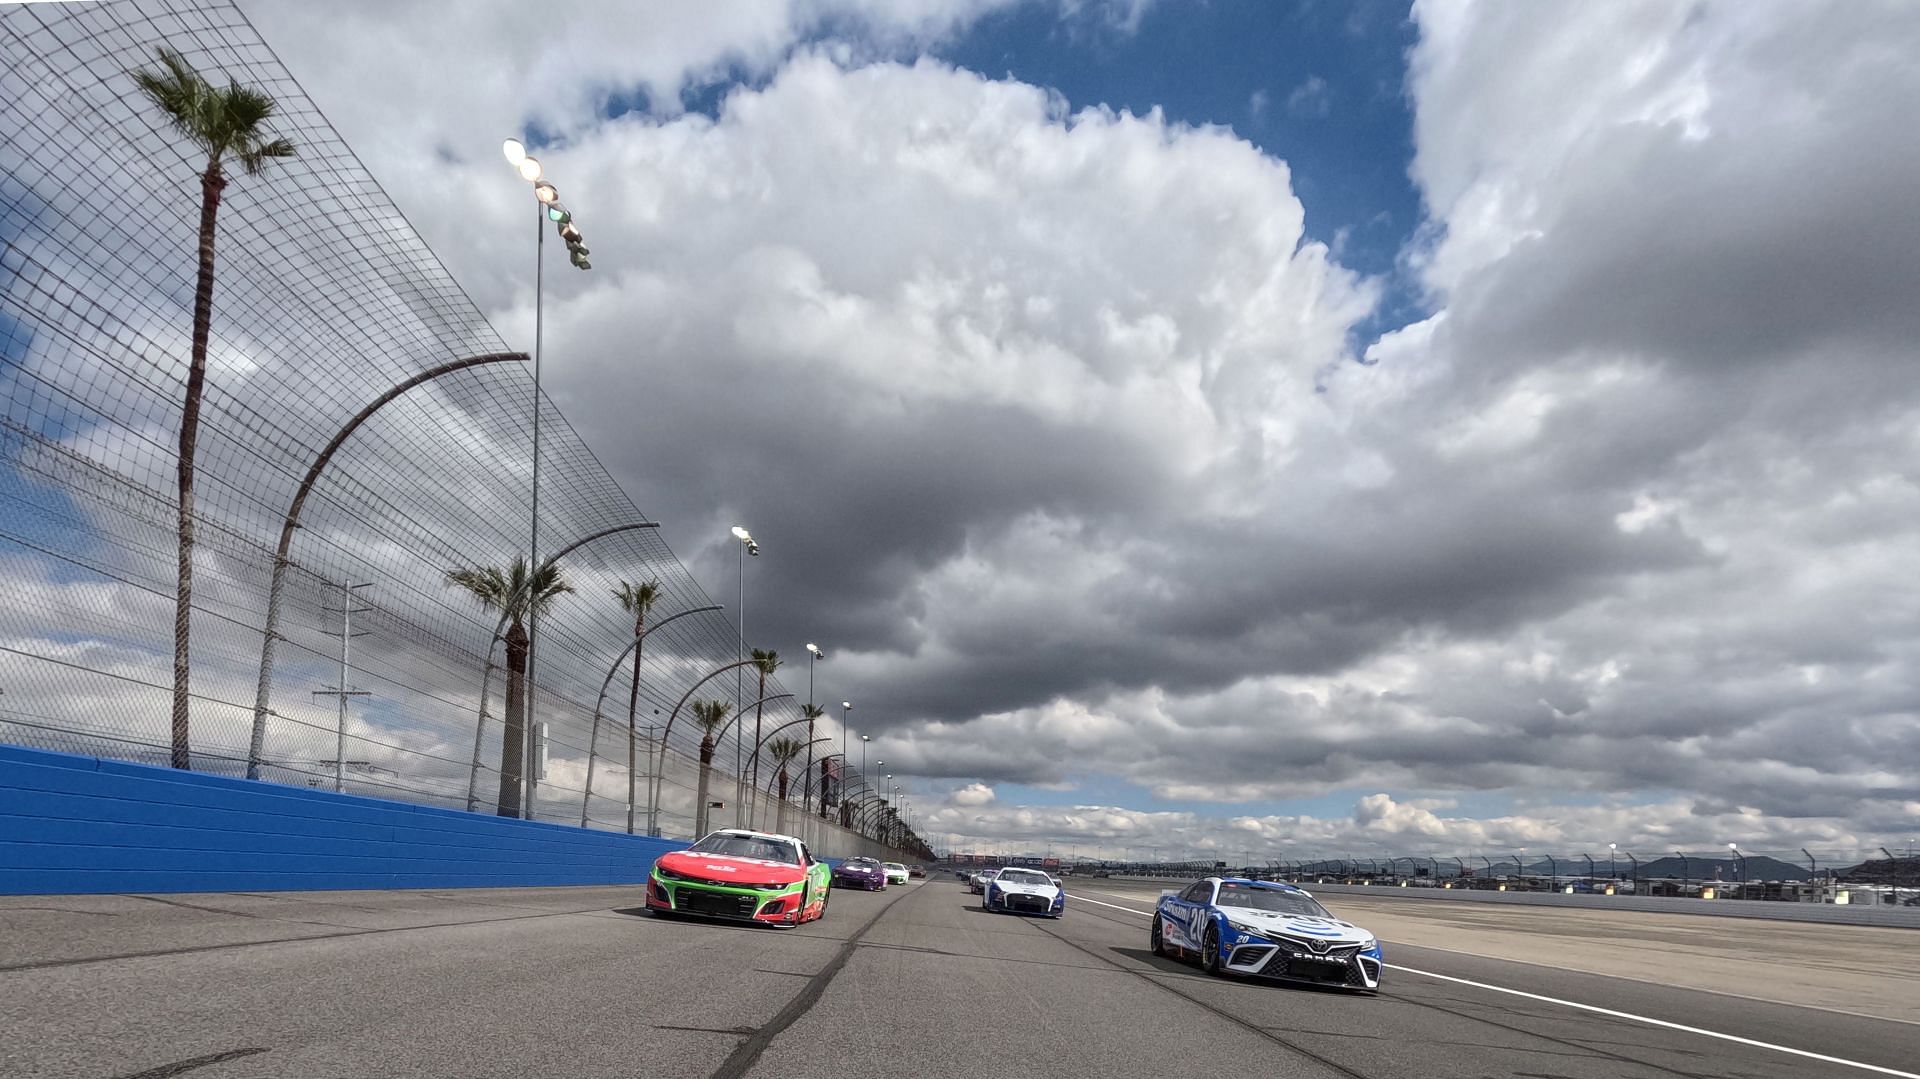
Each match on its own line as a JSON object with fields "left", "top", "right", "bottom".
{"left": 940, "top": 0, "right": 1426, "bottom": 342}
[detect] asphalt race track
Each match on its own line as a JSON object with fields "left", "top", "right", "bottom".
{"left": 2, "top": 878, "right": 1915, "bottom": 1078}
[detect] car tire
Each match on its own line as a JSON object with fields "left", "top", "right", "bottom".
{"left": 1150, "top": 915, "right": 1168, "bottom": 956}
{"left": 1202, "top": 923, "right": 1223, "bottom": 976}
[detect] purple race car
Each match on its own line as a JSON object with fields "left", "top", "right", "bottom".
{"left": 832, "top": 856, "right": 888, "bottom": 890}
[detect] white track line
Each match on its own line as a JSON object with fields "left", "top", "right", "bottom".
{"left": 1389, "top": 966, "right": 1920, "bottom": 1079}
{"left": 1066, "top": 892, "right": 1918, "bottom": 1079}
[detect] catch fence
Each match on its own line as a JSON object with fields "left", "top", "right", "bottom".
{"left": 0, "top": 0, "right": 911, "bottom": 861}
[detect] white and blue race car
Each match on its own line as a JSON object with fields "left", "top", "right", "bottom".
{"left": 981, "top": 867, "right": 1065, "bottom": 917}
{"left": 1151, "top": 877, "right": 1382, "bottom": 991}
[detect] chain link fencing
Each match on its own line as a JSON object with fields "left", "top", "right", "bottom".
{"left": 0, "top": 0, "right": 917, "bottom": 863}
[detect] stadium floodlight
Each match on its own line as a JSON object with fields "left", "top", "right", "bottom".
{"left": 533, "top": 180, "right": 558, "bottom": 204}
{"left": 502, "top": 138, "right": 527, "bottom": 166}
{"left": 516, "top": 155, "right": 543, "bottom": 182}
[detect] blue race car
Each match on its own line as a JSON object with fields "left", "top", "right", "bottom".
{"left": 1151, "top": 877, "right": 1383, "bottom": 991}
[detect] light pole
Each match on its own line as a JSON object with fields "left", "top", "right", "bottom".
{"left": 1608, "top": 842, "right": 1617, "bottom": 883}
{"left": 1728, "top": 842, "right": 1744, "bottom": 887}
{"left": 860, "top": 733, "right": 870, "bottom": 810}
{"left": 804, "top": 643, "right": 824, "bottom": 815}
{"left": 730, "top": 526, "right": 758, "bottom": 813}
{"left": 501, "top": 136, "right": 590, "bottom": 819}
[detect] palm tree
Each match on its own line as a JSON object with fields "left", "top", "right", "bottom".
{"left": 766, "top": 734, "right": 805, "bottom": 835}
{"left": 132, "top": 48, "right": 295, "bottom": 769}
{"left": 766, "top": 736, "right": 804, "bottom": 800}
{"left": 748, "top": 648, "right": 781, "bottom": 798}
{"left": 613, "top": 578, "right": 661, "bottom": 833}
{"left": 797, "top": 703, "right": 825, "bottom": 815}
{"left": 447, "top": 558, "right": 572, "bottom": 816}
{"left": 691, "top": 698, "right": 732, "bottom": 837}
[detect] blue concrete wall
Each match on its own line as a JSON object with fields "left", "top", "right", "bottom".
{"left": 0, "top": 744, "right": 688, "bottom": 895}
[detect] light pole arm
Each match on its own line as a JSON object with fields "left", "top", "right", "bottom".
{"left": 579, "top": 604, "right": 725, "bottom": 827}
{"left": 712, "top": 693, "right": 795, "bottom": 746}
{"left": 249, "top": 351, "right": 528, "bottom": 779}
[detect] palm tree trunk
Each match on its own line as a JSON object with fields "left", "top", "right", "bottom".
{"left": 625, "top": 608, "right": 645, "bottom": 833}
{"left": 497, "top": 619, "right": 528, "bottom": 816}
{"left": 695, "top": 739, "right": 714, "bottom": 837}
{"left": 776, "top": 768, "right": 789, "bottom": 835}
{"left": 170, "top": 161, "right": 226, "bottom": 770}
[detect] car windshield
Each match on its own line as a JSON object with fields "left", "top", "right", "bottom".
{"left": 885, "top": 863, "right": 905, "bottom": 870}
{"left": 1215, "top": 883, "right": 1331, "bottom": 917}
{"left": 848, "top": 858, "right": 880, "bottom": 868}
{"left": 998, "top": 869, "right": 1052, "bottom": 887}
{"left": 686, "top": 834, "right": 800, "bottom": 864}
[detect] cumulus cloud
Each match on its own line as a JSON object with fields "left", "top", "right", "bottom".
{"left": 226, "top": 0, "right": 1920, "bottom": 852}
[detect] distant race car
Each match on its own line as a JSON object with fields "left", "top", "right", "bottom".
{"left": 832, "top": 857, "right": 888, "bottom": 891}
{"left": 982, "top": 866, "right": 1065, "bottom": 917}
{"left": 646, "top": 828, "right": 831, "bottom": 928}
{"left": 1152, "top": 877, "right": 1382, "bottom": 991}
{"left": 968, "top": 869, "right": 997, "bottom": 894}
{"left": 908, "top": 865, "right": 928, "bottom": 879}
{"left": 883, "top": 862, "right": 911, "bottom": 885}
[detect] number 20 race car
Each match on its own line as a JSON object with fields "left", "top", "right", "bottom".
{"left": 646, "top": 829, "right": 831, "bottom": 928}
{"left": 1152, "top": 877, "right": 1382, "bottom": 991}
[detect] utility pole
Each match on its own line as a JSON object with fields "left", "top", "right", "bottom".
{"left": 311, "top": 582, "right": 372, "bottom": 793}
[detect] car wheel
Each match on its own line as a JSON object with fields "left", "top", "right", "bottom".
{"left": 1201, "top": 923, "right": 1223, "bottom": 976}
{"left": 1150, "top": 915, "right": 1167, "bottom": 956}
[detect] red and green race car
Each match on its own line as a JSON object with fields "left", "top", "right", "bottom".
{"left": 646, "top": 828, "right": 832, "bottom": 928}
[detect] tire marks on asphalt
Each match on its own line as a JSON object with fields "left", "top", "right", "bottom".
{"left": 707, "top": 883, "right": 920, "bottom": 1079}
{"left": 109, "top": 1047, "right": 269, "bottom": 1078}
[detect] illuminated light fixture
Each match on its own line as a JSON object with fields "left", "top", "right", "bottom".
{"left": 547, "top": 204, "right": 570, "bottom": 223}
{"left": 517, "top": 156, "right": 544, "bottom": 182}
{"left": 502, "top": 138, "right": 527, "bottom": 166}
{"left": 731, "top": 526, "right": 752, "bottom": 542}
{"left": 533, "top": 181, "right": 558, "bottom": 204}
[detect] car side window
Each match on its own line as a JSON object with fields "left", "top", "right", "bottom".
{"left": 1182, "top": 881, "right": 1213, "bottom": 904}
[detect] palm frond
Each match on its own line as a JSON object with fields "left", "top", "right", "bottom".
{"left": 130, "top": 47, "right": 292, "bottom": 174}
{"left": 236, "top": 136, "right": 295, "bottom": 176}
{"left": 767, "top": 736, "right": 804, "bottom": 763}
{"left": 751, "top": 648, "right": 782, "bottom": 675}
{"left": 691, "top": 699, "right": 732, "bottom": 733}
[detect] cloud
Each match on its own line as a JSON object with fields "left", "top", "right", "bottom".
{"left": 950, "top": 781, "right": 997, "bottom": 806}
{"left": 1285, "top": 75, "right": 1330, "bottom": 117}
{"left": 198, "top": 0, "right": 1920, "bottom": 853}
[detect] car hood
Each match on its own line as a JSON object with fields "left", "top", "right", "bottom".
{"left": 1219, "top": 910, "right": 1372, "bottom": 944}
{"left": 656, "top": 850, "right": 806, "bottom": 888}
{"left": 836, "top": 864, "right": 881, "bottom": 875}
{"left": 990, "top": 880, "right": 1061, "bottom": 898}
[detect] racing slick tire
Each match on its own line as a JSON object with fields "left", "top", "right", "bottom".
{"left": 1201, "top": 923, "right": 1223, "bottom": 977}
{"left": 1150, "top": 914, "right": 1168, "bottom": 957}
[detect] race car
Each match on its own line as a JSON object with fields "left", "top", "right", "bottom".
{"left": 1151, "top": 877, "right": 1382, "bottom": 991}
{"left": 832, "top": 856, "right": 888, "bottom": 891}
{"left": 646, "top": 828, "right": 831, "bottom": 928}
{"left": 883, "top": 862, "right": 911, "bottom": 885}
{"left": 981, "top": 866, "right": 1065, "bottom": 917}
{"left": 908, "top": 865, "right": 928, "bottom": 879}
{"left": 967, "top": 869, "right": 997, "bottom": 894}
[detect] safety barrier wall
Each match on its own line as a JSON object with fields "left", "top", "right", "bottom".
{"left": 1289, "top": 881, "right": 1920, "bottom": 929}
{"left": 0, "top": 743, "right": 698, "bottom": 895}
